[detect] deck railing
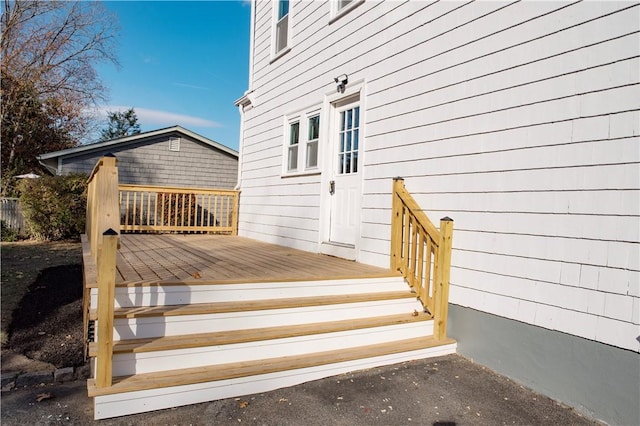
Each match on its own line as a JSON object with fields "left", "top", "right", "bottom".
{"left": 85, "top": 155, "right": 240, "bottom": 389}
{"left": 119, "top": 184, "right": 239, "bottom": 235}
{"left": 390, "top": 177, "right": 453, "bottom": 340}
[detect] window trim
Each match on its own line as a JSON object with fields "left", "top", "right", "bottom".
{"left": 271, "top": 0, "right": 292, "bottom": 62}
{"left": 282, "top": 106, "right": 322, "bottom": 177}
{"left": 329, "top": 0, "right": 364, "bottom": 24}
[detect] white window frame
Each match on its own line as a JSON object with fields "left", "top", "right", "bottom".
{"left": 271, "top": 0, "right": 292, "bottom": 62}
{"left": 282, "top": 106, "right": 322, "bottom": 177}
{"left": 287, "top": 120, "right": 300, "bottom": 172}
{"left": 329, "top": 0, "right": 364, "bottom": 24}
{"left": 306, "top": 114, "right": 320, "bottom": 169}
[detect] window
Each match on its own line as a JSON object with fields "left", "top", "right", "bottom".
{"left": 283, "top": 109, "right": 321, "bottom": 176}
{"left": 306, "top": 115, "right": 320, "bottom": 168}
{"left": 338, "top": 106, "right": 359, "bottom": 174}
{"left": 274, "top": 0, "right": 289, "bottom": 55}
{"left": 330, "top": 0, "right": 363, "bottom": 22}
{"left": 337, "top": 0, "right": 353, "bottom": 11}
{"left": 287, "top": 121, "right": 299, "bottom": 172}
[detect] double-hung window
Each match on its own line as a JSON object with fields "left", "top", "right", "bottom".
{"left": 274, "top": 0, "right": 290, "bottom": 57}
{"left": 284, "top": 109, "right": 321, "bottom": 176}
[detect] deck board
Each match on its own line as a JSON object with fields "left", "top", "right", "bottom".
{"left": 85, "top": 234, "right": 394, "bottom": 286}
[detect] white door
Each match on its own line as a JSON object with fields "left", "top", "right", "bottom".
{"left": 329, "top": 101, "right": 361, "bottom": 245}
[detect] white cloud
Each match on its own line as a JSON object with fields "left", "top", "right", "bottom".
{"left": 94, "top": 105, "right": 222, "bottom": 128}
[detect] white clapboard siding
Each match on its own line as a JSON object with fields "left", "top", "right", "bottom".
{"left": 238, "top": 1, "right": 640, "bottom": 352}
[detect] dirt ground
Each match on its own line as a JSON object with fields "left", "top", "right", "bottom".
{"left": 0, "top": 241, "right": 600, "bottom": 425}
{"left": 1, "top": 241, "right": 85, "bottom": 373}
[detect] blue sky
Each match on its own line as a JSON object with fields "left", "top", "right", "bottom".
{"left": 93, "top": 1, "right": 251, "bottom": 151}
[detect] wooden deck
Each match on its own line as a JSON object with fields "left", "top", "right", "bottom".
{"left": 84, "top": 234, "right": 394, "bottom": 286}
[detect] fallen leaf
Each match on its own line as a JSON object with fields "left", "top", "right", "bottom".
{"left": 238, "top": 400, "right": 248, "bottom": 408}
{"left": 192, "top": 272, "right": 201, "bottom": 279}
{"left": 36, "top": 393, "right": 53, "bottom": 402}
{"left": 278, "top": 398, "right": 288, "bottom": 403}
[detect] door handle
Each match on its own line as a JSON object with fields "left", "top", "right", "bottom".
{"left": 329, "top": 180, "right": 335, "bottom": 195}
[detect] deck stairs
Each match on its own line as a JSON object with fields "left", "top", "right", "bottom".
{"left": 86, "top": 275, "right": 456, "bottom": 419}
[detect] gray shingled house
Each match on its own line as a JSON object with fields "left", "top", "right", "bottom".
{"left": 38, "top": 126, "right": 238, "bottom": 189}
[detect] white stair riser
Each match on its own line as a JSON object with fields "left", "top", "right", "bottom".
{"left": 94, "top": 342, "right": 457, "bottom": 420}
{"left": 110, "top": 321, "right": 435, "bottom": 376}
{"left": 91, "top": 278, "right": 408, "bottom": 308}
{"left": 107, "top": 298, "right": 424, "bottom": 340}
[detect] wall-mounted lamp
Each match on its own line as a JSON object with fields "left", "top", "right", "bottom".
{"left": 334, "top": 74, "right": 348, "bottom": 93}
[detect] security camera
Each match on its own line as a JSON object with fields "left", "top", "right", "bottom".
{"left": 334, "top": 74, "right": 348, "bottom": 93}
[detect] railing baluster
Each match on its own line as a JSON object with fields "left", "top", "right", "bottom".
{"left": 213, "top": 195, "right": 218, "bottom": 229}
{"left": 409, "top": 216, "right": 418, "bottom": 277}
{"left": 114, "top": 185, "right": 239, "bottom": 234}
{"left": 416, "top": 228, "right": 425, "bottom": 305}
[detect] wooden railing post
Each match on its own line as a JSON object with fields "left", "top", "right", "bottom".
{"left": 231, "top": 191, "right": 240, "bottom": 236}
{"left": 433, "top": 217, "right": 454, "bottom": 340}
{"left": 95, "top": 228, "right": 118, "bottom": 388}
{"left": 390, "top": 177, "right": 404, "bottom": 272}
{"left": 86, "top": 154, "right": 119, "bottom": 262}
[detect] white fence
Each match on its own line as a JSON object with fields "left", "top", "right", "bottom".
{"left": 0, "top": 198, "right": 25, "bottom": 233}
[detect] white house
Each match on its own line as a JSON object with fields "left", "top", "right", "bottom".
{"left": 235, "top": 1, "right": 640, "bottom": 424}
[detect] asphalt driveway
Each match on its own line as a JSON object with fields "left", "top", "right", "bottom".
{"left": 1, "top": 354, "right": 597, "bottom": 425}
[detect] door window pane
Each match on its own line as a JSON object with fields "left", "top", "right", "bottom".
{"left": 337, "top": 104, "right": 360, "bottom": 175}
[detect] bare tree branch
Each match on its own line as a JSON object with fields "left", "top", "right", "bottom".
{"left": 1, "top": 0, "right": 120, "bottom": 193}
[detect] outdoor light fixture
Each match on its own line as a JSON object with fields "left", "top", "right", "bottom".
{"left": 334, "top": 74, "right": 348, "bottom": 93}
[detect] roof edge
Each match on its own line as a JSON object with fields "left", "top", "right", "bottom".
{"left": 38, "top": 125, "right": 238, "bottom": 160}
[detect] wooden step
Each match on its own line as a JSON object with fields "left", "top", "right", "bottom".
{"left": 89, "top": 312, "right": 431, "bottom": 357}
{"left": 88, "top": 335, "right": 456, "bottom": 397}
{"left": 89, "top": 291, "right": 416, "bottom": 320}
{"left": 91, "top": 276, "right": 410, "bottom": 308}
{"left": 111, "top": 272, "right": 399, "bottom": 288}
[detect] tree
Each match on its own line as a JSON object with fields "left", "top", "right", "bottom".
{"left": 1, "top": 1, "right": 119, "bottom": 193}
{"left": 100, "top": 108, "right": 141, "bottom": 141}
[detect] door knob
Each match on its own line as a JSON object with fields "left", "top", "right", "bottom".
{"left": 329, "top": 180, "right": 335, "bottom": 195}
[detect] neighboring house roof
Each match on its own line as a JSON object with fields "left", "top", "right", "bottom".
{"left": 38, "top": 125, "right": 238, "bottom": 162}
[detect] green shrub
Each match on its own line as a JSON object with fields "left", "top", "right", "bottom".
{"left": 1, "top": 220, "right": 20, "bottom": 242}
{"left": 19, "top": 173, "right": 88, "bottom": 241}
